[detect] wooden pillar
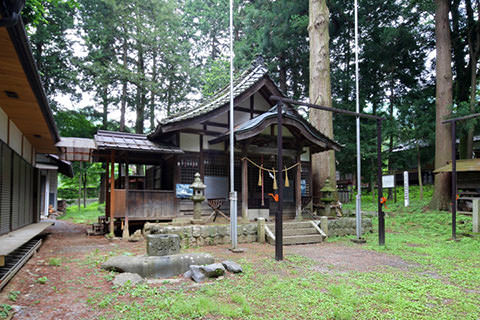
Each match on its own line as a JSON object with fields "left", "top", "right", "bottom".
{"left": 105, "top": 160, "right": 110, "bottom": 218}
{"left": 123, "top": 161, "right": 130, "bottom": 239}
{"left": 241, "top": 152, "right": 248, "bottom": 221}
{"left": 295, "top": 153, "right": 302, "bottom": 220}
{"left": 109, "top": 151, "right": 115, "bottom": 236}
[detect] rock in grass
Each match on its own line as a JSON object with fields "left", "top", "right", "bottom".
{"left": 200, "top": 263, "right": 225, "bottom": 278}
{"left": 221, "top": 260, "right": 243, "bottom": 273}
{"left": 112, "top": 273, "right": 143, "bottom": 287}
{"left": 190, "top": 265, "right": 207, "bottom": 282}
{"left": 183, "top": 270, "right": 192, "bottom": 279}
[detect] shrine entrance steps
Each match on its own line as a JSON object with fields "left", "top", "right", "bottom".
{"left": 265, "top": 221, "right": 326, "bottom": 245}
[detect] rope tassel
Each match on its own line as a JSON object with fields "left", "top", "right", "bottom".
{"left": 258, "top": 165, "right": 262, "bottom": 186}
{"left": 284, "top": 166, "right": 289, "bottom": 187}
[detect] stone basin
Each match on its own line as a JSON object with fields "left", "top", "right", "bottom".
{"left": 101, "top": 253, "right": 214, "bottom": 278}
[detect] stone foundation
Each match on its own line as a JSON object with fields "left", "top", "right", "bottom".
{"left": 144, "top": 223, "right": 258, "bottom": 247}
{"left": 327, "top": 217, "right": 373, "bottom": 237}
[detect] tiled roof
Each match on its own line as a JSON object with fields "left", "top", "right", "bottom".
{"left": 94, "top": 130, "right": 183, "bottom": 154}
{"left": 159, "top": 63, "right": 269, "bottom": 125}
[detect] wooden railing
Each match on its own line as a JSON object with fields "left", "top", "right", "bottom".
{"left": 113, "top": 189, "right": 177, "bottom": 220}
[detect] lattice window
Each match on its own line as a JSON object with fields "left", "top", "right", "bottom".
{"left": 178, "top": 155, "right": 199, "bottom": 184}
{"left": 204, "top": 153, "right": 227, "bottom": 177}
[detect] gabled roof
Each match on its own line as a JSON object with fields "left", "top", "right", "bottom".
{"left": 149, "top": 59, "right": 282, "bottom": 138}
{"left": 94, "top": 130, "right": 183, "bottom": 154}
{"left": 162, "top": 64, "right": 268, "bottom": 125}
{"left": 209, "top": 105, "right": 341, "bottom": 154}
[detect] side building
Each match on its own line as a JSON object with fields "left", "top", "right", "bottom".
{"left": 0, "top": 2, "right": 71, "bottom": 272}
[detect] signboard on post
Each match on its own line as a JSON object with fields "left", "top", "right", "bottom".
{"left": 382, "top": 175, "right": 395, "bottom": 189}
{"left": 403, "top": 171, "right": 409, "bottom": 207}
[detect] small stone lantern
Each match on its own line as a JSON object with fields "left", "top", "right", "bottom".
{"left": 190, "top": 172, "right": 206, "bottom": 224}
{"left": 320, "top": 178, "right": 336, "bottom": 216}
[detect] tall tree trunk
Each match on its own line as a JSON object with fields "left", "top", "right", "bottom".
{"left": 135, "top": 45, "right": 145, "bottom": 135}
{"left": 102, "top": 86, "right": 108, "bottom": 129}
{"left": 308, "top": 0, "right": 337, "bottom": 204}
{"left": 150, "top": 50, "right": 157, "bottom": 132}
{"left": 466, "top": 0, "right": 479, "bottom": 158}
{"left": 120, "top": 36, "right": 128, "bottom": 132}
{"left": 416, "top": 141, "right": 423, "bottom": 201}
{"left": 430, "top": 0, "right": 453, "bottom": 210}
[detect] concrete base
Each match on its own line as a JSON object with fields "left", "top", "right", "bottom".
{"left": 229, "top": 248, "right": 245, "bottom": 253}
{"left": 351, "top": 238, "right": 367, "bottom": 244}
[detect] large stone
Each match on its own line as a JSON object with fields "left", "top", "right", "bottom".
{"left": 222, "top": 260, "right": 242, "bottom": 273}
{"left": 189, "top": 265, "right": 207, "bottom": 282}
{"left": 128, "top": 229, "right": 143, "bottom": 242}
{"left": 146, "top": 234, "right": 180, "bottom": 256}
{"left": 112, "top": 272, "right": 144, "bottom": 287}
{"left": 200, "top": 263, "right": 225, "bottom": 278}
{"left": 101, "top": 253, "right": 214, "bottom": 278}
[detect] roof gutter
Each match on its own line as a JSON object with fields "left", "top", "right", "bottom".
{"left": 0, "top": 1, "right": 61, "bottom": 145}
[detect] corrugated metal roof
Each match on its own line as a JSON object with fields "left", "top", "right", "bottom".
{"left": 94, "top": 130, "right": 183, "bottom": 154}
{"left": 158, "top": 63, "right": 269, "bottom": 126}
{"left": 434, "top": 159, "right": 480, "bottom": 173}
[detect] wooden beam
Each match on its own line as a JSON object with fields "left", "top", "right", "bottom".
{"left": 242, "top": 149, "right": 248, "bottom": 221}
{"left": 296, "top": 153, "right": 302, "bottom": 219}
{"left": 202, "top": 121, "right": 228, "bottom": 129}
{"left": 250, "top": 95, "right": 255, "bottom": 119}
{"left": 235, "top": 106, "right": 262, "bottom": 115}
{"left": 181, "top": 128, "right": 222, "bottom": 136}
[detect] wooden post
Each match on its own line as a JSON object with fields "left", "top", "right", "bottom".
{"left": 105, "top": 160, "right": 110, "bottom": 219}
{"left": 473, "top": 199, "right": 479, "bottom": 233}
{"left": 451, "top": 121, "right": 457, "bottom": 240}
{"left": 123, "top": 161, "right": 130, "bottom": 239}
{"left": 295, "top": 152, "right": 302, "bottom": 220}
{"left": 109, "top": 151, "right": 115, "bottom": 236}
{"left": 78, "top": 161, "right": 82, "bottom": 210}
{"left": 276, "top": 103, "right": 284, "bottom": 261}
{"left": 242, "top": 152, "right": 248, "bottom": 222}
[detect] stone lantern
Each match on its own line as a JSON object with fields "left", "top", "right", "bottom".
{"left": 320, "top": 178, "right": 336, "bottom": 216}
{"left": 190, "top": 172, "right": 206, "bottom": 224}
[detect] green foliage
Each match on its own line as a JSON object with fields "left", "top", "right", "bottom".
{"left": 36, "top": 276, "right": 48, "bottom": 284}
{"left": 7, "top": 291, "right": 20, "bottom": 302}
{"left": 0, "top": 304, "right": 12, "bottom": 319}
{"left": 58, "top": 201, "right": 104, "bottom": 224}
{"left": 48, "top": 258, "right": 62, "bottom": 267}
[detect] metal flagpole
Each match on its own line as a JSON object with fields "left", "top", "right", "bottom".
{"left": 354, "top": 0, "right": 362, "bottom": 240}
{"left": 229, "top": 0, "right": 238, "bottom": 249}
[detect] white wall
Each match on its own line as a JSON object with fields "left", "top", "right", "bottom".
{"left": 0, "top": 106, "right": 7, "bottom": 144}
{"left": 203, "top": 135, "right": 224, "bottom": 151}
{"left": 180, "top": 133, "right": 200, "bottom": 152}
{"left": 9, "top": 120, "right": 22, "bottom": 155}
{"left": 301, "top": 147, "right": 310, "bottom": 162}
{"left": 23, "top": 136, "right": 32, "bottom": 164}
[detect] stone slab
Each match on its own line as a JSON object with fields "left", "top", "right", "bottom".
{"left": 101, "top": 253, "right": 214, "bottom": 278}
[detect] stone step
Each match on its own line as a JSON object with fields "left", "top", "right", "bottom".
{"left": 282, "top": 227, "right": 319, "bottom": 236}
{"left": 266, "top": 221, "right": 314, "bottom": 229}
{"left": 266, "top": 234, "right": 324, "bottom": 245}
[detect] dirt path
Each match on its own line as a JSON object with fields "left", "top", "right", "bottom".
{"left": 0, "top": 221, "right": 412, "bottom": 319}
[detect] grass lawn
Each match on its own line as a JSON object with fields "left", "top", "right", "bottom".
{"left": 57, "top": 201, "right": 104, "bottom": 224}
{"left": 82, "top": 193, "right": 479, "bottom": 319}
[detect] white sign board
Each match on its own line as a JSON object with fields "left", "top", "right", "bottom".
{"left": 382, "top": 175, "right": 395, "bottom": 189}
{"left": 404, "top": 171, "right": 409, "bottom": 207}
